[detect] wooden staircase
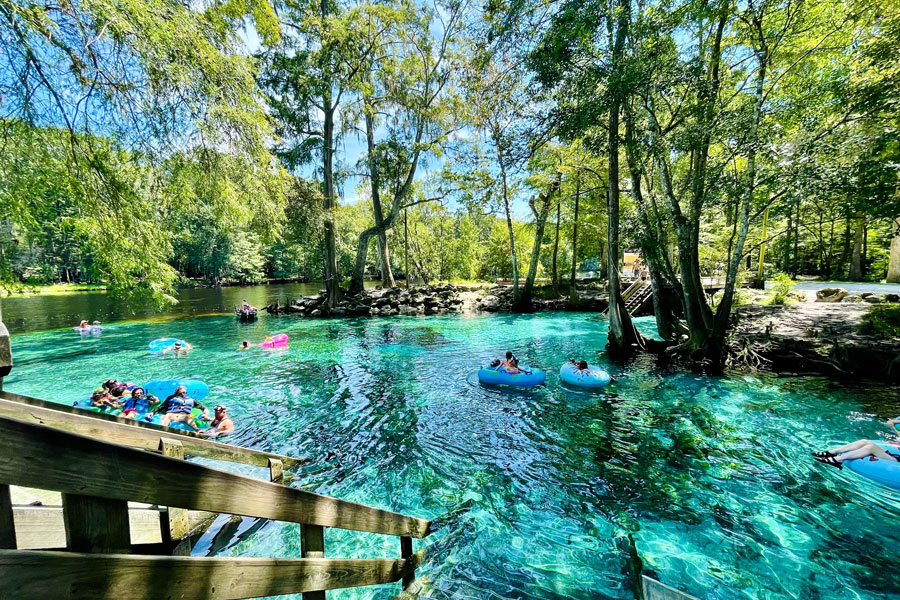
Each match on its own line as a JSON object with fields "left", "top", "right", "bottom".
{"left": 604, "top": 279, "right": 653, "bottom": 316}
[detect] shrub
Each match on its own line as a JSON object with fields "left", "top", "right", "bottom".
{"left": 767, "top": 273, "right": 795, "bottom": 305}
{"left": 861, "top": 305, "right": 900, "bottom": 339}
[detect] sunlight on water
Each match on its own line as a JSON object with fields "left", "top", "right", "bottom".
{"left": 6, "top": 313, "right": 900, "bottom": 599}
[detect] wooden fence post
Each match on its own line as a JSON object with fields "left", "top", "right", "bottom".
{"left": 159, "top": 438, "right": 189, "bottom": 542}
{"left": 62, "top": 494, "right": 130, "bottom": 553}
{"left": 268, "top": 458, "right": 284, "bottom": 483}
{"left": 0, "top": 484, "right": 14, "bottom": 549}
{"left": 401, "top": 536, "right": 414, "bottom": 589}
{"left": 301, "top": 524, "right": 326, "bottom": 600}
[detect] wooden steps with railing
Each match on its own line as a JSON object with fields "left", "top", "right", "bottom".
{"left": 0, "top": 414, "right": 433, "bottom": 599}
{"left": 603, "top": 279, "right": 653, "bottom": 316}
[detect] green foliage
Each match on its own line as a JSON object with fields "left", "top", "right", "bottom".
{"left": 861, "top": 305, "right": 900, "bottom": 339}
{"left": 766, "top": 273, "right": 796, "bottom": 306}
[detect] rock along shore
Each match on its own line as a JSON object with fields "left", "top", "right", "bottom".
{"left": 263, "top": 283, "right": 610, "bottom": 317}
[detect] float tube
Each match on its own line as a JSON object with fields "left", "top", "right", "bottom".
{"left": 148, "top": 338, "right": 187, "bottom": 353}
{"left": 559, "top": 363, "right": 612, "bottom": 388}
{"left": 260, "top": 333, "right": 289, "bottom": 349}
{"left": 74, "top": 379, "right": 211, "bottom": 432}
{"left": 143, "top": 379, "right": 209, "bottom": 401}
{"left": 842, "top": 440, "right": 900, "bottom": 491}
{"left": 477, "top": 365, "right": 546, "bottom": 387}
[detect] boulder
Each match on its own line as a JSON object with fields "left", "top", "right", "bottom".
{"left": 861, "top": 292, "right": 876, "bottom": 299}
{"left": 885, "top": 293, "right": 900, "bottom": 303}
{"left": 863, "top": 296, "right": 883, "bottom": 304}
{"left": 815, "top": 288, "right": 847, "bottom": 302}
{"left": 846, "top": 295, "right": 863, "bottom": 303}
{"left": 310, "top": 309, "right": 322, "bottom": 317}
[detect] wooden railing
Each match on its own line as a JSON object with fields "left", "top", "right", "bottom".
{"left": 0, "top": 415, "right": 432, "bottom": 599}
{"left": 0, "top": 390, "right": 305, "bottom": 470}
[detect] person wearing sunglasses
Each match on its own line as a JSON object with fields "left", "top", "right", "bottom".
{"left": 207, "top": 404, "right": 235, "bottom": 438}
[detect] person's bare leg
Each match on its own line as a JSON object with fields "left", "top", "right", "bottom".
{"left": 186, "top": 417, "right": 200, "bottom": 432}
{"left": 160, "top": 414, "right": 171, "bottom": 427}
{"left": 829, "top": 440, "right": 873, "bottom": 455}
{"left": 836, "top": 441, "right": 898, "bottom": 462}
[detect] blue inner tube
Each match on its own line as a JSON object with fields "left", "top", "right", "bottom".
{"left": 843, "top": 441, "right": 900, "bottom": 490}
{"left": 559, "top": 363, "right": 611, "bottom": 388}
{"left": 74, "top": 379, "right": 211, "bottom": 432}
{"left": 142, "top": 379, "right": 209, "bottom": 401}
{"left": 148, "top": 338, "right": 186, "bottom": 353}
{"left": 477, "top": 365, "right": 546, "bottom": 387}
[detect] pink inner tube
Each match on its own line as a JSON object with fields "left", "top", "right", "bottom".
{"left": 260, "top": 333, "right": 289, "bottom": 348}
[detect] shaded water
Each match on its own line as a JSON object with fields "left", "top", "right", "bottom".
{"left": 5, "top": 312, "right": 900, "bottom": 599}
{"left": 1, "top": 282, "right": 377, "bottom": 334}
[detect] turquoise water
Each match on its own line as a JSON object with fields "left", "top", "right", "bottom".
{"left": 5, "top": 312, "right": 900, "bottom": 599}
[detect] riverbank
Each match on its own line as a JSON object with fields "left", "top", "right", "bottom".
{"left": 728, "top": 298, "right": 900, "bottom": 382}
{"left": 264, "top": 283, "right": 609, "bottom": 317}
{"left": 0, "top": 283, "right": 107, "bottom": 297}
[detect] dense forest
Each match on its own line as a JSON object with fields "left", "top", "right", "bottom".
{"left": 2, "top": 0, "right": 900, "bottom": 361}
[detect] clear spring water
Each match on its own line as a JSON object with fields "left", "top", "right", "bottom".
{"left": 5, "top": 312, "right": 900, "bottom": 600}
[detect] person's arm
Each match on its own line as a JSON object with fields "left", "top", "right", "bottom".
{"left": 886, "top": 418, "right": 900, "bottom": 431}
{"left": 148, "top": 397, "right": 170, "bottom": 417}
{"left": 195, "top": 400, "right": 210, "bottom": 420}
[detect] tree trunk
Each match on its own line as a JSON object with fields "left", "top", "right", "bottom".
{"left": 605, "top": 0, "right": 644, "bottom": 358}
{"left": 888, "top": 217, "right": 900, "bottom": 283}
{"left": 569, "top": 177, "right": 581, "bottom": 304}
{"left": 624, "top": 99, "right": 681, "bottom": 344}
{"left": 404, "top": 209, "right": 410, "bottom": 288}
{"left": 863, "top": 222, "right": 868, "bottom": 278}
{"left": 496, "top": 133, "right": 519, "bottom": 305}
{"left": 792, "top": 200, "right": 799, "bottom": 276}
{"left": 552, "top": 200, "right": 561, "bottom": 298}
{"left": 322, "top": 104, "right": 342, "bottom": 308}
{"left": 850, "top": 212, "right": 865, "bottom": 281}
{"left": 319, "top": 0, "right": 342, "bottom": 308}
{"left": 520, "top": 176, "right": 562, "bottom": 312}
{"left": 711, "top": 19, "right": 767, "bottom": 366}
{"left": 378, "top": 234, "right": 394, "bottom": 287}
{"left": 783, "top": 205, "right": 792, "bottom": 273}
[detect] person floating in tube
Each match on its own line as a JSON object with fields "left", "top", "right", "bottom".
{"left": 489, "top": 351, "right": 532, "bottom": 375}
{"left": 569, "top": 359, "right": 617, "bottom": 383}
{"left": 814, "top": 418, "right": 900, "bottom": 469}
{"left": 146, "top": 385, "right": 209, "bottom": 432}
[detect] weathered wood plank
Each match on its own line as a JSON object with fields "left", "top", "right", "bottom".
{"left": 302, "top": 524, "right": 326, "bottom": 599}
{"left": 14, "top": 505, "right": 166, "bottom": 549}
{"left": 158, "top": 438, "right": 189, "bottom": 541}
{"left": 0, "top": 392, "right": 304, "bottom": 470}
{"left": 0, "top": 416, "right": 431, "bottom": 538}
{"left": 0, "top": 484, "right": 14, "bottom": 549}
{"left": 0, "top": 550, "right": 408, "bottom": 600}
{"left": 269, "top": 458, "right": 284, "bottom": 483}
{"left": 62, "top": 494, "right": 131, "bottom": 553}
{"left": 642, "top": 576, "right": 701, "bottom": 600}
{"left": 400, "top": 536, "right": 414, "bottom": 589}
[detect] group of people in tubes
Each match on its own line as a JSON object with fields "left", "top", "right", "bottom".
{"left": 89, "top": 379, "right": 234, "bottom": 437}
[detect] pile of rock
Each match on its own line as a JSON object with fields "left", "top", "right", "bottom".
{"left": 271, "top": 282, "right": 612, "bottom": 318}
{"left": 815, "top": 288, "right": 900, "bottom": 304}
{"left": 278, "top": 283, "right": 466, "bottom": 318}
{"left": 472, "top": 285, "right": 608, "bottom": 312}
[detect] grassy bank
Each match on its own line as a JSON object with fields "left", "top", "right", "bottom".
{"left": 1, "top": 283, "right": 107, "bottom": 297}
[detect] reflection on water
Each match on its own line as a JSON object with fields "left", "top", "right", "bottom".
{"left": 1, "top": 282, "right": 377, "bottom": 334}
{"left": 5, "top": 312, "right": 900, "bottom": 599}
